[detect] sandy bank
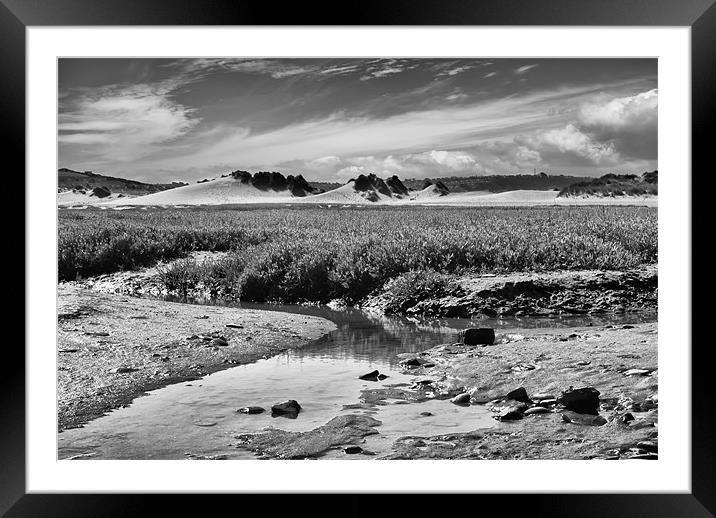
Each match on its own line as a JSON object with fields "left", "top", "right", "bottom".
{"left": 57, "top": 285, "right": 336, "bottom": 431}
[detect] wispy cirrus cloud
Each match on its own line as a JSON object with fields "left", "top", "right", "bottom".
{"left": 125, "top": 82, "right": 650, "bottom": 181}
{"left": 58, "top": 84, "right": 199, "bottom": 161}
{"left": 58, "top": 58, "right": 657, "bottom": 182}
{"left": 515, "top": 64, "right": 539, "bottom": 74}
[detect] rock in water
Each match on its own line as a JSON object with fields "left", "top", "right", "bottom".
{"left": 237, "top": 406, "right": 265, "bottom": 414}
{"left": 459, "top": 328, "right": 495, "bottom": 345}
{"left": 358, "top": 370, "right": 380, "bottom": 381}
{"left": 497, "top": 406, "right": 524, "bottom": 421}
{"left": 557, "top": 387, "right": 600, "bottom": 415}
{"left": 271, "top": 400, "right": 302, "bottom": 417}
{"left": 451, "top": 393, "right": 471, "bottom": 405}
{"left": 506, "top": 387, "right": 531, "bottom": 403}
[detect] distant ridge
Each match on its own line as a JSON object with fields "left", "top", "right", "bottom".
{"left": 403, "top": 173, "right": 584, "bottom": 193}
{"left": 558, "top": 171, "right": 658, "bottom": 197}
{"left": 58, "top": 168, "right": 187, "bottom": 196}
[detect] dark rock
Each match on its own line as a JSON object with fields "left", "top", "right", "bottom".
{"left": 400, "top": 358, "right": 422, "bottom": 368}
{"left": 557, "top": 387, "right": 600, "bottom": 415}
{"left": 377, "top": 374, "right": 389, "bottom": 380}
{"left": 505, "top": 401, "right": 530, "bottom": 412}
{"left": 238, "top": 406, "right": 265, "bottom": 415}
{"left": 459, "top": 328, "right": 495, "bottom": 345}
{"left": 496, "top": 406, "right": 524, "bottom": 421}
{"left": 420, "top": 412, "right": 433, "bottom": 417}
{"left": 59, "top": 348, "right": 79, "bottom": 353}
{"left": 226, "top": 324, "right": 244, "bottom": 329}
{"left": 358, "top": 370, "right": 380, "bottom": 381}
{"left": 271, "top": 400, "right": 302, "bottom": 417}
{"left": 506, "top": 387, "right": 531, "bottom": 403}
{"left": 621, "top": 412, "right": 635, "bottom": 423}
{"left": 451, "top": 393, "right": 471, "bottom": 405}
{"left": 344, "top": 446, "right": 363, "bottom": 454}
{"left": 210, "top": 338, "right": 228, "bottom": 347}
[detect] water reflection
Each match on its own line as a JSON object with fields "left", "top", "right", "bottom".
{"left": 58, "top": 296, "right": 656, "bottom": 460}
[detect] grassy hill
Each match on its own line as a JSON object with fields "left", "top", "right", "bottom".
{"left": 558, "top": 171, "right": 658, "bottom": 197}
{"left": 58, "top": 168, "right": 187, "bottom": 196}
{"left": 401, "top": 173, "right": 585, "bottom": 193}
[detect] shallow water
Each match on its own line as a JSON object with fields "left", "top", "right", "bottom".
{"left": 58, "top": 303, "right": 656, "bottom": 460}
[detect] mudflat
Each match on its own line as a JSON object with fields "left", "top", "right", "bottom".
{"left": 57, "top": 285, "right": 336, "bottom": 431}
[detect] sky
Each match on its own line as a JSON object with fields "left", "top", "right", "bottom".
{"left": 58, "top": 58, "right": 657, "bottom": 184}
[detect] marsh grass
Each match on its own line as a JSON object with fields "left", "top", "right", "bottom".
{"left": 59, "top": 206, "right": 657, "bottom": 303}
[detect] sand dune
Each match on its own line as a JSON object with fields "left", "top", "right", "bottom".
{"left": 92, "top": 176, "right": 657, "bottom": 208}
{"left": 100, "top": 177, "right": 299, "bottom": 206}
{"left": 58, "top": 190, "right": 132, "bottom": 207}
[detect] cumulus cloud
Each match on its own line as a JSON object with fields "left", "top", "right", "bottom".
{"left": 577, "top": 89, "right": 657, "bottom": 159}
{"left": 515, "top": 123, "right": 619, "bottom": 166}
{"left": 282, "top": 150, "right": 482, "bottom": 181}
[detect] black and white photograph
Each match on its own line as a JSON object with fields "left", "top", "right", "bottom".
{"left": 55, "top": 56, "right": 661, "bottom": 462}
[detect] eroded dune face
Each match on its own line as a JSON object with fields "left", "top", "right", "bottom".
{"left": 92, "top": 169, "right": 656, "bottom": 208}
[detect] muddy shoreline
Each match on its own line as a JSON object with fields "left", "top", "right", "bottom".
{"left": 57, "top": 285, "right": 336, "bottom": 432}
{"left": 234, "top": 322, "right": 657, "bottom": 460}
{"left": 380, "top": 322, "right": 657, "bottom": 459}
{"left": 58, "top": 262, "right": 657, "bottom": 459}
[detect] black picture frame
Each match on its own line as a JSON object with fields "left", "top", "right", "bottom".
{"left": 5, "top": 0, "right": 713, "bottom": 515}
